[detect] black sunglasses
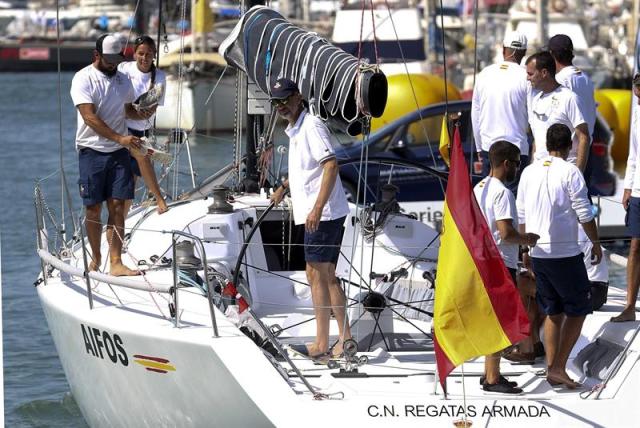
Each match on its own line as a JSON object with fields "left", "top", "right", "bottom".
{"left": 271, "top": 96, "right": 292, "bottom": 107}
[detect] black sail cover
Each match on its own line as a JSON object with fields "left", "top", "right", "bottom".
{"left": 219, "top": 6, "right": 387, "bottom": 136}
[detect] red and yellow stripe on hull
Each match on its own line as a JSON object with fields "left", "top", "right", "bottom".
{"left": 434, "top": 128, "right": 529, "bottom": 387}
{"left": 134, "top": 355, "right": 176, "bottom": 374}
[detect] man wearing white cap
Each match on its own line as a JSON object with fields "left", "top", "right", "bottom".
{"left": 471, "top": 32, "right": 530, "bottom": 191}
{"left": 70, "top": 34, "right": 153, "bottom": 276}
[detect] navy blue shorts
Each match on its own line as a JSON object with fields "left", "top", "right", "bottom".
{"left": 128, "top": 128, "right": 149, "bottom": 177}
{"left": 78, "top": 148, "right": 134, "bottom": 206}
{"left": 304, "top": 216, "right": 346, "bottom": 264}
{"left": 626, "top": 197, "right": 640, "bottom": 238}
{"left": 531, "top": 254, "right": 592, "bottom": 317}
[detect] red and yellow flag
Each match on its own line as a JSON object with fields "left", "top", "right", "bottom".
{"left": 439, "top": 115, "right": 451, "bottom": 166}
{"left": 433, "top": 127, "right": 529, "bottom": 389}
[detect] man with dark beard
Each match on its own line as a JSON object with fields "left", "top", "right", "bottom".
{"left": 70, "top": 34, "right": 152, "bottom": 276}
{"left": 473, "top": 140, "right": 539, "bottom": 394}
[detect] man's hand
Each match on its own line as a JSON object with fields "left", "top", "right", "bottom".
{"left": 522, "top": 252, "right": 532, "bottom": 270}
{"left": 306, "top": 207, "right": 322, "bottom": 233}
{"left": 137, "top": 108, "right": 155, "bottom": 120}
{"left": 623, "top": 189, "right": 632, "bottom": 210}
{"left": 118, "top": 135, "right": 143, "bottom": 151}
{"left": 523, "top": 233, "right": 540, "bottom": 247}
{"left": 270, "top": 186, "right": 286, "bottom": 205}
{"left": 591, "top": 243, "right": 603, "bottom": 265}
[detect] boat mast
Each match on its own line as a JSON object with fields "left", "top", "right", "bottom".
{"left": 536, "top": 0, "right": 549, "bottom": 48}
{"left": 241, "top": 0, "right": 267, "bottom": 193}
{"left": 134, "top": 0, "right": 146, "bottom": 34}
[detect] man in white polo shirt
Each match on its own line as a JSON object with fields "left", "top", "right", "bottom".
{"left": 70, "top": 34, "right": 152, "bottom": 276}
{"left": 473, "top": 141, "right": 539, "bottom": 394}
{"left": 269, "top": 78, "right": 352, "bottom": 359}
{"left": 517, "top": 124, "right": 602, "bottom": 389}
{"left": 613, "top": 73, "right": 640, "bottom": 322}
{"left": 471, "top": 32, "right": 529, "bottom": 189}
{"left": 526, "top": 51, "right": 590, "bottom": 172}
{"left": 549, "top": 34, "right": 597, "bottom": 184}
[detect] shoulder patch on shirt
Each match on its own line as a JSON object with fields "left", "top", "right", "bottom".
{"left": 543, "top": 161, "right": 552, "bottom": 167}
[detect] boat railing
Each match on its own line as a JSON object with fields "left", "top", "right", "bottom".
{"left": 34, "top": 182, "right": 219, "bottom": 337}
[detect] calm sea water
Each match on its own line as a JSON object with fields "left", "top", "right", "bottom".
{"left": 0, "top": 72, "right": 629, "bottom": 427}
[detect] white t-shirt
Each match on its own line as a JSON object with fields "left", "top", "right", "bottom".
{"left": 286, "top": 110, "right": 350, "bottom": 225}
{"left": 471, "top": 61, "right": 529, "bottom": 154}
{"left": 473, "top": 176, "right": 519, "bottom": 268}
{"left": 624, "top": 106, "right": 640, "bottom": 196}
{"left": 118, "top": 61, "right": 166, "bottom": 132}
{"left": 528, "top": 85, "right": 586, "bottom": 163}
{"left": 70, "top": 64, "right": 135, "bottom": 152}
{"left": 556, "top": 65, "right": 596, "bottom": 139}
{"left": 516, "top": 156, "right": 594, "bottom": 259}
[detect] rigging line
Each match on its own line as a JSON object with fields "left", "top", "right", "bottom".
{"left": 387, "top": 306, "right": 432, "bottom": 338}
{"left": 55, "top": 0, "right": 66, "bottom": 243}
{"left": 204, "top": 66, "right": 229, "bottom": 105}
{"left": 123, "top": 0, "right": 143, "bottom": 52}
{"left": 381, "top": 0, "right": 446, "bottom": 196}
{"left": 438, "top": 0, "right": 449, "bottom": 110}
{"left": 340, "top": 272, "right": 434, "bottom": 319}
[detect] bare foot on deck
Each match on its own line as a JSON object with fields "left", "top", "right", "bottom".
{"left": 156, "top": 198, "right": 168, "bottom": 214}
{"left": 89, "top": 259, "right": 101, "bottom": 271}
{"left": 110, "top": 263, "right": 141, "bottom": 277}
{"left": 610, "top": 308, "right": 637, "bottom": 323}
{"left": 546, "top": 369, "right": 581, "bottom": 389}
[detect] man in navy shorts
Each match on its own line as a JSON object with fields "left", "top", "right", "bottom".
{"left": 517, "top": 124, "right": 602, "bottom": 389}
{"left": 270, "top": 78, "right": 352, "bottom": 359}
{"left": 614, "top": 73, "right": 640, "bottom": 322}
{"left": 70, "top": 34, "right": 153, "bottom": 276}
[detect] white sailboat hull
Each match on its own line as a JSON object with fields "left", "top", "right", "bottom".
{"left": 34, "top": 196, "right": 640, "bottom": 427}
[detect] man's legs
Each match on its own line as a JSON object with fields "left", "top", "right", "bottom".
{"left": 543, "top": 314, "right": 563, "bottom": 370}
{"left": 611, "top": 237, "right": 640, "bottom": 322}
{"left": 326, "top": 263, "right": 351, "bottom": 355}
{"left": 128, "top": 153, "right": 168, "bottom": 215}
{"left": 106, "top": 198, "right": 139, "bottom": 276}
{"left": 545, "top": 313, "right": 584, "bottom": 388}
{"left": 484, "top": 352, "right": 501, "bottom": 384}
{"left": 306, "top": 261, "right": 352, "bottom": 355}
{"left": 85, "top": 203, "right": 102, "bottom": 271}
{"left": 306, "top": 261, "right": 332, "bottom": 355}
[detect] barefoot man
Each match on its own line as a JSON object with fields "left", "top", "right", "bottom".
{"left": 614, "top": 73, "right": 640, "bottom": 322}
{"left": 70, "top": 34, "right": 152, "bottom": 276}
{"left": 517, "top": 124, "right": 602, "bottom": 389}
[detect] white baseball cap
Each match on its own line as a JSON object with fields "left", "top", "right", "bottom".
{"left": 96, "top": 34, "right": 124, "bottom": 64}
{"left": 503, "top": 32, "right": 528, "bottom": 50}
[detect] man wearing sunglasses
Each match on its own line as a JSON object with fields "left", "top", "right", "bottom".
{"left": 269, "top": 78, "right": 352, "bottom": 359}
{"left": 473, "top": 141, "right": 540, "bottom": 394}
{"left": 70, "top": 34, "right": 153, "bottom": 276}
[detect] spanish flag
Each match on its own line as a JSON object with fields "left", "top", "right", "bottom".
{"left": 439, "top": 115, "right": 451, "bottom": 166}
{"left": 433, "top": 127, "right": 529, "bottom": 389}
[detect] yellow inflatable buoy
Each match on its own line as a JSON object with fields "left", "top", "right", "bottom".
{"left": 595, "top": 89, "right": 631, "bottom": 168}
{"left": 370, "top": 73, "right": 461, "bottom": 133}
